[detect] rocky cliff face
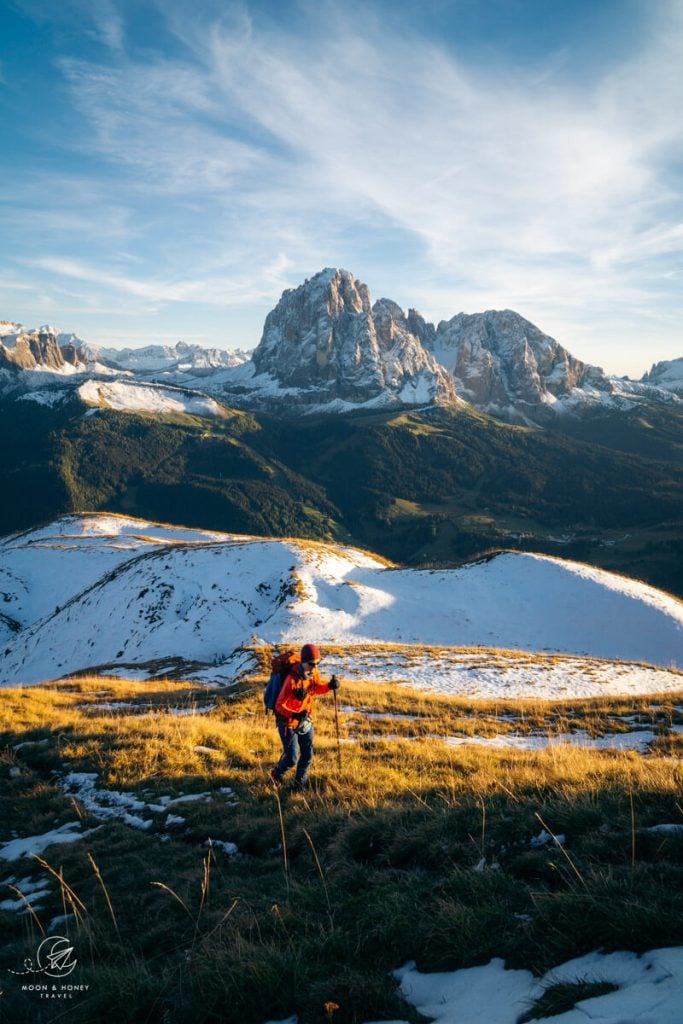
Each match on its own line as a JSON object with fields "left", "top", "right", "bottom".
{"left": 248, "top": 272, "right": 634, "bottom": 417}
{"left": 0, "top": 327, "right": 84, "bottom": 373}
{"left": 252, "top": 268, "right": 457, "bottom": 406}
{"left": 1, "top": 273, "right": 679, "bottom": 419}
{"left": 426, "top": 309, "right": 608, "bottom": 418}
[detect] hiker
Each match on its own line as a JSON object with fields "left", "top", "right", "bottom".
{"left": 270, "top": 643, "right": 339, "bottom": 788}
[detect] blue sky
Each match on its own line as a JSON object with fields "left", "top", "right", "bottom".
{"left": 1, "top": 0, "right": 681, "bottom": 376}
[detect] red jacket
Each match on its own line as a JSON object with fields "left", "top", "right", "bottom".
{"left": 275, "top": 666, "right": 331, "bottom": 727}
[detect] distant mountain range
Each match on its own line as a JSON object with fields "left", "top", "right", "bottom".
{"left": 2, "top": 268, "right": 681, "bottom": 424}
{"left": 0, "top": 321, "right": 251, "bottom": 377}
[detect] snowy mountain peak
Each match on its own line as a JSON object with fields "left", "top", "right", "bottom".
{"left": 0, "top": 320, "right": 23, "bottom": 344}
{"left": 426, "top": 308, "right": 606, "bottom": 418}
{"left": 642, "top": 357, "right": 683, "bottom": 396}
{"left": 78, "top": 339, "right": 251, "bottom": 373}
{"left": 252, "top": 268, "right": 457, "bottom": 407}
{"left": 57, "top": 331, "right": 88, "bottom": 350}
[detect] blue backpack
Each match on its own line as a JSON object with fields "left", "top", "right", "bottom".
{"left": 264, "top": 651, "right": 299, "bottom": 713}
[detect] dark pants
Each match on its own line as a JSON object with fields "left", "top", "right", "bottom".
{"left": 274, "top": 719, "right": 314, "bottom": 783}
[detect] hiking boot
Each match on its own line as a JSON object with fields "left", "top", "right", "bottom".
{"left": 294, "top": 777, "right": 309, "bottom": 790}
{"left": 269, "top": 768, "right": 282, "bottom": 787}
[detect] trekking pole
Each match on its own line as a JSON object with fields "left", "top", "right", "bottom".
{"left": 333, "top": 688, "right": 342, "bottom": 772}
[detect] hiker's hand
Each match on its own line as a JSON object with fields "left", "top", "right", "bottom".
{"left": 328, "top": 676, "right": 340, "bottom": 691}
{"left": 295, "top": 711, "right": 309, "bottom": 727}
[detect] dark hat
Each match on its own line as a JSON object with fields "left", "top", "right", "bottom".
{"left": 300, "top": 643, "right": 321, "bottom": 664}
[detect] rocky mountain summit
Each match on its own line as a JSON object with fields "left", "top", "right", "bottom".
{"left": 229, "top": 270, "right": 677, "bottom": 417}
{"left": 250, "top": 267, "right": 457, "bottom": 407}
{"left": 1, "top": 270, "right": 680, "bottom": 421}
{"left": 240, "top": 270, "right": 679, "bottom": 419}
{"left": 0, "top": 323, "right": 84, "bottom": 374}
{"left": 427, "top": 309, "right": 608, "bottom": 420}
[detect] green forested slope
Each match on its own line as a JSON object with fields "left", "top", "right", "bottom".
{"left": 260, "top": 407, "right": 682, "bottom": 593}
{"left": 0, "top": 397, "right": 680, "bottom": 595}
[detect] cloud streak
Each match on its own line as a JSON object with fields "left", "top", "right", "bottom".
{"left": 201, "top": 4, "right": 682, "bottom": 272}
{"left": 3, "top": 0, "right": 682, "bottom": 372}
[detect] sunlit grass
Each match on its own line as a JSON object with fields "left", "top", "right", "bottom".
{"left": 1, "top": 674, "right": 682, "bottom": 1024}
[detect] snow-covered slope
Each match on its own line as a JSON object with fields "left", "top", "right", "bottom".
{"left": 0, "top": 515, "right": 233, "bottom": 636}
{"left": 1, "top": 515, "right": 681, "bottom": 690}
{"left": 642, "top": 357, "right": 683, "bottom": 396}
{"left": 77, "top": 379, "right": 228, "bottom": 417}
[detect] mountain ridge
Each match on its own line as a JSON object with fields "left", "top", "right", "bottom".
{"left": 3, "top": 268, "right": 680, "bottom": 422}
{"left": 1, "top": 513, "right": 681, "bottom": 688}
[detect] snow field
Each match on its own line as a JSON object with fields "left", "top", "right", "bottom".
{"left": 77, "top": 379, "right": 226, "bottom": 417}
{"left": 325, "top": 649, "right": 683, "bottom": 700}
{"left": 1, "top": 514, "right": 681, "bottom": 691}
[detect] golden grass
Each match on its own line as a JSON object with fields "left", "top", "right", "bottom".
{"left": 1, "top": 675, "right": 680, "bottom": 812}
{"left": 2, "top": 672, "right": 683, "bottom": 1024}
{"left": 249, "top": 640, "right": 683, "bottom": 676}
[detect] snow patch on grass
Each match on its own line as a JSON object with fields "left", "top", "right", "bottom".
{"left": 392, "top": 946, "right": 683, "bottom": 1024}
{"left": 0, "top": 821, "right": 91, "bottom": 862}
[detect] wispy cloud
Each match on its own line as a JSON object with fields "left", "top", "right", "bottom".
{"left": 201, "top": 3, "right": 682, "bottom": 274}
{"left": 3, "top": 0, "right": 683, "bottom": 371}
{"left": 28, "top": 256, "right": 191, "bottom": 302}
{"left": 59, "top": 58, "right": 265, "bottom": 195}
{"left": 24, "top": 254, "right": 302, "bottom": 315}
{"left": 92, "top": 0, "right": 125, "bottom": 51}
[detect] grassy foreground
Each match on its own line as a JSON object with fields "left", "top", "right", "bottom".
{"left": 1, "top": 674, "right": 682, "bottom": 1024}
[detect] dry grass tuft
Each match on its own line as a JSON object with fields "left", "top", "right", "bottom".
{"left": 1, "top": 673, "right": 682, "bottom": 1024}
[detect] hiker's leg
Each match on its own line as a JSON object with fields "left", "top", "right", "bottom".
{"left": 295, "top": 723, "right": 314, "bottom": 784}
{"left": 274, "top": 721, "right": 299, "bottom": 779}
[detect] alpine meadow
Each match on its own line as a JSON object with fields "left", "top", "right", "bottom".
{"left": 2, "top": 2, "right": 683, "bottom": 1024}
